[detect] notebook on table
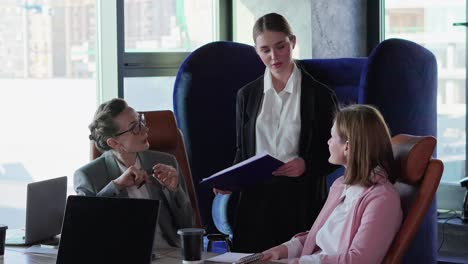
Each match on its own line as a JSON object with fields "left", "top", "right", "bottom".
{"left": 206, "top": 252, "right": 270, "bottom": 264}
{"left": 5, "top": 176, "right": 67, "bottom": 246}
{"left": 56, "top": 195, "right": 160, "bottom": 264}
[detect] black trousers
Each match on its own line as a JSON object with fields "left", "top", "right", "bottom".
{"left": 232, "top": 176, "right": 324, "bottom": 253}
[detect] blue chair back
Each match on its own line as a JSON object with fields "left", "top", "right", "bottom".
{"left": 173, "top": 42, "right": 264, "bottom": 233}
{"left": 173, "top": 39, "right": 438, "bottom": 263}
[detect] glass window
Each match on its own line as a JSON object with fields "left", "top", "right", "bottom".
{"left": 121, "top": 0, "right": 219, "bottom": 102}
{"left": 0, "top": 0, "right": 97, "bottom": 228}
{"left": 385, "top": 0, "right": 466, "bottom": 185}
{"left": 233, "top": 0, "right": 312, "bottom": 59}
{"left": 386, "top": 8, "right": 425, "bottom": 33}
{"left": 124, "top": 77, "right": 175, "bottom": 111}
{"left": 124, "top": 0, "right": 215, "bottom": 52}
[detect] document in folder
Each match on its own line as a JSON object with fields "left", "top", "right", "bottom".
{"left": 200, "top": 152, "right": 284, "bottom": 190}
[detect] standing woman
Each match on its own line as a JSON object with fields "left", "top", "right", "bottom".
{"left": 231, "top": 13, "right": 338, "bottom": 252}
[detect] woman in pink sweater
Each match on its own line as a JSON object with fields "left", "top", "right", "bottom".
{"left": 262, "top": 104, "right": 402, "bottom": 264}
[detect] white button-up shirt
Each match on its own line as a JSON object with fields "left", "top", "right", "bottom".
{"left": 255, "top": 64, "right": 302, "bottom": 162}
{"left": 114, "top": 155, "right": 171, "bottom": 250}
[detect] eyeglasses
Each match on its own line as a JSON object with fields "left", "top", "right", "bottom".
{"left": 114, "top": 113, "right": 146, "bottom": 137}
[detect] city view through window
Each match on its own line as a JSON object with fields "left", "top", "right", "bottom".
{"left": 385, "top": 0, "right": 466, "bottom": 183}
{"left": 0, "top": 0, "right": 216, "bottom": 229}
{"left": 124, "top": 0, "right": 214, "bottom": 53}
{"left": 122, "top": 0, "right": 215, "bottom": 111}
{"left": 0, "top": 0, "right": 97, "bottom": 228}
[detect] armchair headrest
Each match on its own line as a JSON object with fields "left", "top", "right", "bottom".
{"left": 144, "top": 111, "right": 178, "bottom": 151}
{"left": 391, "top": 134, "right": 436, "bottom": 185}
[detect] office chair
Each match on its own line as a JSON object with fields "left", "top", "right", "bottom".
{"left": 207, "top": 193, "right": 233, "bottom": 252}
{"left": 90, "top": 110, "right": 202, "bottom": 228}
{"left": 174, "top": 41, "right": 265, "bottom": 237}
{"left": 383, "top": 134, "right": 444, "bottom": 264}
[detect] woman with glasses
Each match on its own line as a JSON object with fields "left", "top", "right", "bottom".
{"left": 74, "top": 98, "right": 193, "bottom": 249}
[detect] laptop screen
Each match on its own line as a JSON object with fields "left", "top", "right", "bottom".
{"left": 25, "top": 176, "right": 67, "bottom": 244}
{"left": 57, "top": 196, "right": 160, "bottom": 264}
{"left": 5, "top": 176, "right": 67, "bottom": 246}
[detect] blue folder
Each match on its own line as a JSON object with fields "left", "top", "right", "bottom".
{"left": 200, "top": 152, "right": 284, "bottom": 191}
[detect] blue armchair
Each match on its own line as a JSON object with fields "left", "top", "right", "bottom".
{"left": 173, "top": 38, "right": 438, "bottom": 262}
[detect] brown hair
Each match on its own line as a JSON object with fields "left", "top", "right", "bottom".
{"left": 334, "top": 104, "right": 396, "bottom": 186}
{"left": 88, "top": 98, "right": 127, "bottom": 152}
{"left": 252, "top": 13, "right": 294, "bottom": 43}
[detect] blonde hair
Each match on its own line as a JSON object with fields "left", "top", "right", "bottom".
{"left": 334, "top": 104, "right": 395, "bottom": 186}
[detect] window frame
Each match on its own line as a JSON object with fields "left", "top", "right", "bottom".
{"left": 97, "top": 0, "right": 119, "bottom": 102}
{"left": 370, "top": 0, "right": 467, "bottom": 211}
{"left": 115, "top": 0, "right": 233, "bottom": 98}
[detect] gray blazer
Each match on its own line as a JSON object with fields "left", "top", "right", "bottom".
{"left": 73, "top": 150, "right": 194, "bottom": 247}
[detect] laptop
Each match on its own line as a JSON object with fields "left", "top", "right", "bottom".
{"left": 56, "top": 195, "right": 160, "bottom": 264}
{"left": 5, "top": 176, "right": 67, "bottom": 245}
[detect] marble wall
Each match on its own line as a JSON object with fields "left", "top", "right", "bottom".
{"left": 311, "top": 0, "right": 367, "bottom": 58}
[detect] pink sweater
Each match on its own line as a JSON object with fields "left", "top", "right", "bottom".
{"left": 291, "top": 175, "right": 402, "bottom": 263}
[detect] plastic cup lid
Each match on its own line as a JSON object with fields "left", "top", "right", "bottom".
{"left": 177, "top": 228, "right": 205, "bottom": 235}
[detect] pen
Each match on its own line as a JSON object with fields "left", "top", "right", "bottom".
{"left": 137, "top": 167, "right": 154, "bottom": 189}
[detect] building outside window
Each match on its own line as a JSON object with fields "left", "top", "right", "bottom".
{"left": 121, "top": 0, "right": 216, "bottom": 111}
{"left": 0, "top": 0, "right": 97, "bottom": 228}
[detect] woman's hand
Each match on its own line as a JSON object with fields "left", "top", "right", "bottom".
{"left": 272, "top": 157, "right": 305, "bottom": 177}
{"left": 213, "top": 188, "right": 232, "bottom": 195}
{"left": 261, "top": 245, "right": 287, "bottom": 261}
{"left": 152, "top": 164, "right": 178, "bottom": 191}
{"left": 261, "top": 250, "right": 280, "bottom": 261}
{"left": 114, "top": 165, "right": 147, "bottom": 189}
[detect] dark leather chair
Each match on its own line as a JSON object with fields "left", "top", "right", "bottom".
{"left": 90, "top": 110, "right": 202, "bottom": 228}
{"left": 384, "top": 134, "right": 444, "bottom": 263}
{"left": 173, "top": 38, "right": 438, "bottom": 261}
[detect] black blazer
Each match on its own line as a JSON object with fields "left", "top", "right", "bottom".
{"left": 234, "top": 62, "right": 339, "bottom": 202}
